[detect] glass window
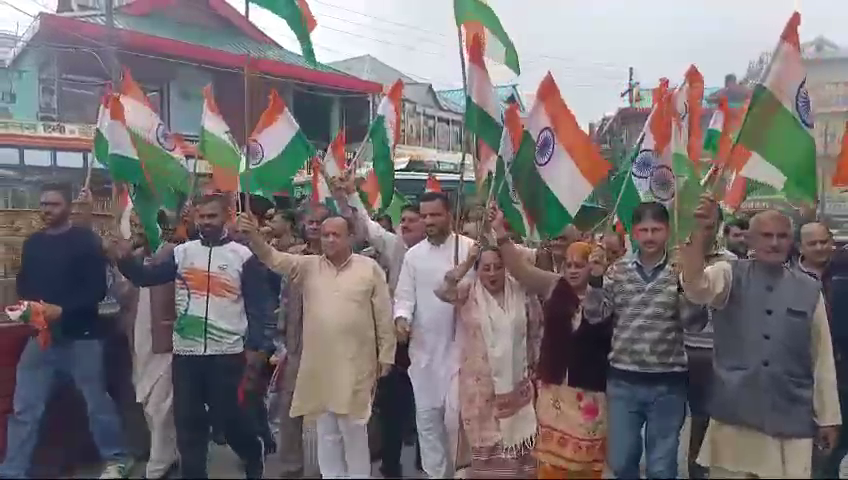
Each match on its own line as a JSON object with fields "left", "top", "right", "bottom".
{"left": 56, "top": 151, "right": 84, "bottom": 168}
{"left": 58, "top": 80, "right": 104, "bottom": 124}
{"left": 23, "top": 149, "right": 52, "bottom": 167}
{"left": 0, "top": 148, "right": 20, "bottom": 165}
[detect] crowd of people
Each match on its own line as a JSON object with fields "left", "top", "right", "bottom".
{"left": 1, "top": 178, "right": 847, "bottom": 480}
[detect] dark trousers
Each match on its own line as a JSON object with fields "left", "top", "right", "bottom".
{"left": 243, "top": 363, "right": 275, "bottom": 453}
{"left": 172, "top": 354, "right": 262, "bottom": 478}
{"left": 813, "top": 388, "right": 848, "bottom": 478}
{"left": 686, "top": 346, "right": 713, "bottom": 480}
{"left": 374, "top": 367, "right": 415, "bottom": 477}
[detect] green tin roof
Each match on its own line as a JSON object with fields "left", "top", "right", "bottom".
{"left": 77, "top": 12, "right": 344, "bottom": 75}
{"left": 436, "top": 84, "right": 525, "bottom": 113}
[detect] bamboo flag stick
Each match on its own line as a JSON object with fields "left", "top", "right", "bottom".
{"left": 454, "top": 27, "right": 471, "bottom": 266}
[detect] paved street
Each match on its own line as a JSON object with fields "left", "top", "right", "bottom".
{"left": 71, "top": 416, "right": 848, "bottom": 478}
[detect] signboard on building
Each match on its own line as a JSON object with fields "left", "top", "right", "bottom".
{"left": 0, "top": 120, "right": 96, "bottom": 138}
{"left": 810, "top": 82, "right": 848, "bottom": 113}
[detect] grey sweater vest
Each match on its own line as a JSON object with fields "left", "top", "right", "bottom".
{"left": 710, "top": 260, "right": 822, "bottom": 438}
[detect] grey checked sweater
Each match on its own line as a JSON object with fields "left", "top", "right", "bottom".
{"left": 583, "top": 255, "right": 706, "bottom": 374}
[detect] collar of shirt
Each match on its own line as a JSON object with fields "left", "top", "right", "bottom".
{"left": 797, "top": 256, "right": 824, "bottom": 280}
{"left": 426, "top": 233, "right": 454, "bottom": 248}
{"left": 320, "top": 253, "right": 354, "bottom": 272}
{"left": 632, "top": 252, "right": 668, "bottom": 275}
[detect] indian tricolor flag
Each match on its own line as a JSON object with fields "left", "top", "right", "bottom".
{"left": 106, "top": 95, "right": 149, "bottom": 187}
{"left": 493, "top": 103, "right": 536, "bottom": 240}
{"left": 311, "top": 157, "right": 336, "bottom": 211}
{"left": 512, "top": 73, "right": 611, "bottom": 238}
{"left": 668, "top": 66, "right": 707, "bottom": 242}
{"left": 612, "top": 79, "right": 673, "bottom": 235}
{"left": 465, "top": 33, "right": 502, "bottom": 178}
{"left": 454, "top": 0, "right": 520, "bottom": 75}
{"left": 321, "top": 130, "right": 347, "bottom": 179}
{"left": 93, "top": 91, "right": 111, "bottom": 169}
{"left": 730, "top": 12, "right": 817, "bottom": 203}
{"left": 353, "top": 80, "right": 403, "bottom": 211}
{"left": 250, "top": 0, "right": 317, "bottom": 65}
{"left": 359, "top": 169, "right": 382, "bottom": 213}
{"left": 120, "top": 69, "right": 191, "bottom": 194}
{"left": 245, "top": 89, "right": 316, "bottom": 194}
{"left": 200, "top": 85, "right": 242, "bottom": 192}
{"left": 703, "top": 97, "right": 727, "bottom": 157}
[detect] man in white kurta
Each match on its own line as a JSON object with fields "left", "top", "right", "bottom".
{"left": 394, "top": 193, "right": 474, "bottom": 479}
{"left": 680, "top": 199, "right": 841, "bottom": 479}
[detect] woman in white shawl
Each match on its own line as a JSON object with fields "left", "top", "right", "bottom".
{"left": 436, "top": 245, "right": 542, "bottom": 479}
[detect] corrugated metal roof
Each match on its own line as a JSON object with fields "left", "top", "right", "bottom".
{"left": 437, "top": 84, "right": 524, "bottom": 113}
{"left": 77, "top": 12, "right": 344, "bottom": 75}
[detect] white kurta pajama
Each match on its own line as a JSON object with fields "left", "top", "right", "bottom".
{"left": 394, "top": 233, "right": 475, "bottom": 478}
{"left": 133, "top": 288, "right": 177, "bottom": 479}
{"left": 682, "top": 261, "right": 842, "bottom": 478}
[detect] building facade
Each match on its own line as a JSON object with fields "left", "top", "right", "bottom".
{"left": 0, "top": 0, "right": 380, "bottom": 211}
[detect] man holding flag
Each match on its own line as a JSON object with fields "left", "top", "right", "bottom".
{"left": 113, "top": 193, "right": 276, "bottom": 479}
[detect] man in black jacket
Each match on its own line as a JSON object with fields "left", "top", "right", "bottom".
{"left": 0, "top": 183, "right": 127, "bottom": 479}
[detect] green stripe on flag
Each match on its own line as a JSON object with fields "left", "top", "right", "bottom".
{"left": 465, "top": 99, "right": 503, "bottom": 153}
{"left": 200, "top": 130, "right": 241, "bottom": 173}
{"left": 492, "top": 158, "right": 528, "bottom": 238}
{"left": 94, "top": 130, "right": 110, "bottom": 169}
{"left": 609, "top": 168, "right": 642, "bottom": 235}
{"left": 736, "top": 85, "right": 817, "bottom": 202}
{"left": 129, "top": 131, "right": 192, "bottom": 194}
{"left": 131, "top": 183, "right": 162, "bottom": 253}
{"left": 703, "top": 128, "right": 720, "bottom": 156}
{"left": 453, "top": 0, "right": 520, "bottom": 75}
{"left": 369, "top": 116, "right": 395, "bottom": 211}
{"left": 510, "top": 131, "right": 572, "bottom": 238}
{"left": 248, "top": 132, "right": 315, "bottom": 194}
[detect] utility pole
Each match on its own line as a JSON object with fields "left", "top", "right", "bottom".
{"left": 104, "top": 0, "right": 120, "bottom": 86}
{"left": 627, "top": 67, "right": 634, "bottom": 106}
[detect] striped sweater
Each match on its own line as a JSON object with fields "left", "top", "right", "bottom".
{"left": 583, "top": 255, "right": 705, "bottom": 374}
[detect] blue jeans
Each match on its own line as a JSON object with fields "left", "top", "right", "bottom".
{"left": 0, "top": 338, "right": 125, "bottom": 478}
{"left": 606, "top": 377, "right": 687, "bottom": 479}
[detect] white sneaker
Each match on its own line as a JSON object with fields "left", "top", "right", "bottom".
{"left": 99, "top": 461, "right": 127, "bottom": 479}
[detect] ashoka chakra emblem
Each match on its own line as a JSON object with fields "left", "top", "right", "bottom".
{"left": 631, "top": 150, "right": 656, "bottom": 179}
{"left": 795, "top": 77, "right": 814, "bottom": 129}
{"left": 156, "top": 124, "right": 176, "bottom": 152}
{"left": 534, "top": 127, "right": 555, "bottom": 167}
{"left": 246, "top": 139, "right": 264, "bottom": 167}
{"left": 649, "top": 165, "right": 676, "bottom": 202}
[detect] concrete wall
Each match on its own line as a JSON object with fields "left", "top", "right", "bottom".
{"left": 0, "top": 50, "right": 40, "bottom": 121}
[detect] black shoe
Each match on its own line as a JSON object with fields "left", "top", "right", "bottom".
{"left": 211, "top": 429, "right": 227, "bottom": 446}
{"left": 244, "top": 438, "right": 266, "bottom": 479}
{"left": 379, "top": 464, "right": 401, "bottom": 478}
{"left": 262, "top": 435, "right": 277, "bottom": 456}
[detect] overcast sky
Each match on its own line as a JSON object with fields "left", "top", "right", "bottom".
{"left": 3, "top": 0, "right": 848, "bottom": 124}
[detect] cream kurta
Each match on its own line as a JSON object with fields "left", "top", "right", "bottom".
{"left": 255, "top": 243, "right": 396, "bottom": 422}
{"left": 682, "top": 261, "right": 841, "bottom": 478}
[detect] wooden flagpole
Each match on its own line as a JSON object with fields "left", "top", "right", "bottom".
{"left": 454, "top": 27, "right": 470, "bottom": 266}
